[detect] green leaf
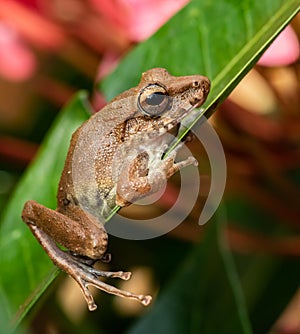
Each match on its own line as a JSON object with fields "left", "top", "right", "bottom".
{"left": 128, "top": 217, "right": 252, "bottom": 334}
{"left": 0, "top": 92, "right": 90, "bottom": 331}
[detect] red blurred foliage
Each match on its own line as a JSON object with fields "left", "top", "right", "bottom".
{"left": 0, "top": 0, "right": 189, "bottom": 82}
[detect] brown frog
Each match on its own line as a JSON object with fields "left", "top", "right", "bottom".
{"left": 22, "top": 68, "right": 210, "bottom": 310}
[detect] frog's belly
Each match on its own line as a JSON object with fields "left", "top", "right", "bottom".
{"left": 76, "top": 184, "right": 116, "bottom": 221}
{"left": 71, "top": 122, "right": 120, "bottom": 220}
{"left": 72, "top": 152, "right": 117, "bottom": 221}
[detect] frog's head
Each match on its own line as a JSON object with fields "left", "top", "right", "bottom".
{"left": 136, "top": 68, "right": 210, "bottom": 133}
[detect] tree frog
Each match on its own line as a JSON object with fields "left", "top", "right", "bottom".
{"left": 22, "top": 68, "right": 210, "bottom": 311}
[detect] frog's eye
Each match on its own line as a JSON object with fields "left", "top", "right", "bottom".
{"left": 138, "top": 84, "right": 171, "bottom": 116}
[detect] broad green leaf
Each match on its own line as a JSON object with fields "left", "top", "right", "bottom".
{"left": 0, "top": 92, "right": 90, "bottom": 331}
{"left": 128, "top": 216, "right": 252, "bottom": 334}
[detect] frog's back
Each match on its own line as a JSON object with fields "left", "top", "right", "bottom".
{"left": 57, "top": 95, "right": 136, "bottom": 220}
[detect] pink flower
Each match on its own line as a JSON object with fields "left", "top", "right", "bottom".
{"left": 0, "top": 23, "right": 36, "bottom": 81}
{"left": 258, "top": 25, "right": 299, "bottom": 67}
{"left": 93, "top": 0, "right": 188, "bottom": 79}
{"left": 90, "top": 0, "right": 189, "bottom": 41}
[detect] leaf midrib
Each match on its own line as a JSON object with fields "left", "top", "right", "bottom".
{"left": 210, "top": 1, "right": 298, "bottom": 108}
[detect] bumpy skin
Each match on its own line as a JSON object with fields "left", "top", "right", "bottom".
{"left": 22, "top": 68, "right": 210, "bottom": 311}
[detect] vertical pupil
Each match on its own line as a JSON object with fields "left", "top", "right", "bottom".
{"left": 146, "top": 92, "right": 165, "bottom": 105}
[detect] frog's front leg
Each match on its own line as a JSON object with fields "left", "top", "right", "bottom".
{"left": 164, "top": 143, "right": 198, "bottom": 178}
{"left": 21, "top": 200, "right": 152, "bottom": 310}
{"left": 116, "top": 146, "right": 198, "bottom": 206}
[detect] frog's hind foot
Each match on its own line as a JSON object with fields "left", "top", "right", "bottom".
{"left": 69, "top": 252, "right": 112, "bottom": 265}
{"left": 74, "top": 264, "right": 152, "bottom": 311}
{"left": 62, "top": 254, "right": 151, "bottom": 311}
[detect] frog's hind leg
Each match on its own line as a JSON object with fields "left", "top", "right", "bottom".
{"left": 22, "top": 200, "right": 152, "bottom": 311}
{"left": 26, "top": 222, "right": 151, "bottom": 310}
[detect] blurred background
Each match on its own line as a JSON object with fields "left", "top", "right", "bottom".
{"left": 0, "top": 1, "right": 299, "bottom": 333}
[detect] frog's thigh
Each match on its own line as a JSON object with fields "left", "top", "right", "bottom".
{"left": 22, "top": 200, "right": 107, "bottom": 258}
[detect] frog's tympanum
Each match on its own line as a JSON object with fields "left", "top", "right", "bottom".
{"left": 22, "top": 68, "right": 210, "bottom": 310}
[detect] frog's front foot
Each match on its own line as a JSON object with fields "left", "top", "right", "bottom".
{"left": 27, "top": 224, "right": 152, "bottom": 311}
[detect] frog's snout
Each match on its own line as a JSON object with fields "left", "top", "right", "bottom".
{"left": 190, "top": 77, "right": 210, "bottom": 106}
{"left": 201, "top": 78, "right": 211, "bottom": 95}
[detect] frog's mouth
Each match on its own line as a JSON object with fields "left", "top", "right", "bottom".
{"left": 162, "top": 98, "right": 205, "bottom": 133}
